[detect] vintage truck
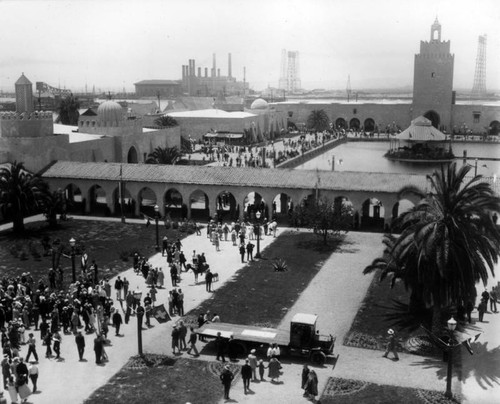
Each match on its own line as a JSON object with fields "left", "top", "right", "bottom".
{"left": 196, "top": 313, "right": 335, "bottom": 365}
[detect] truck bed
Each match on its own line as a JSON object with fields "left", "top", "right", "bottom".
{"left": 196, "top": 322, "right": 290, "bottom": 346}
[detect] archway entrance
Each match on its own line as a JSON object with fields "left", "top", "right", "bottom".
{"left": 139, "top": 187, "right": 157, "bottom": 217}
{"left": 89, "top": 185, "right": 108, "bottom": 216}
{"left": 215, "top": 191, "right": 237, "bottom": 222}
{"left": 361, "top": 198, "right": 385, "bottom": 230}
{"left": 424, "top": 110, "right": 440, "bottom": 129}
{"left": 164, "top": 188, "right": 185, "bottom": 219}
{"left": 272, "top": 193, "right": 293, "bottom": 223}
{"left": 335, "top": 118, "right": 346, "bottom": 130}
{"left": 127, "top": 146, "right": 138, "bottom": 163}
{"left": 489, "top": 120, "right": 500, "bottom": 136}
{"left": 349, "top": 118, "right": 360, "bottom": 131}
{"left": 65, "top": 184, "right": 84, "bottom": 214}
{"left": 243, "top": 192, "right": 268, "bottom": 221}
{"left": 190, "top": 190, "right": 209, "bottom": 220}
{"left": 364, "top": 118, "right": 375, "bottom": 133}
{"left": 113, "top": 186, "right": 135, "bottom": 218}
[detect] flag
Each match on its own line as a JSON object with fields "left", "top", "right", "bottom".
{"left": 151, "top": 304, "right": 171, "bottom": 324}
{"left": 462, "top": 333, "right": 481, "bottom": 355}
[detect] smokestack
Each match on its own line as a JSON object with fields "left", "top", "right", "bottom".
{"left": 228, "top": 53, "right": 232, "bottom": 79}
{"left": 218, "top": 68, "right": 220, "bottom": 78}
{"left": 198, "top": 67, "right": 201, "bottom": 77}
{"left": 192, "top": 59, "right": 196, "bottom": 77}
{"left": 205, "top": 67, "right": 208, "bottom": 78}
{"left": 212, "top": 53, "right": 216, "bottom": 77}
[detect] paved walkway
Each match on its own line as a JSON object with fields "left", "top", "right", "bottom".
{"left": 2, "top": 216, "right": 499, "bottom": 403}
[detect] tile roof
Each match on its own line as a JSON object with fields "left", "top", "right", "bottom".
{"left": 41, "top": 161, "right": 429, "bottom": 194}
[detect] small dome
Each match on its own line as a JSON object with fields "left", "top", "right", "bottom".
{"left": 250, "top": 98, "right": 269, "bottom": 110}
{"left": 97, "top": 100, "right": 124, "bottom": 124}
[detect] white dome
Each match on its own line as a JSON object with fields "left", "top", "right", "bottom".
{"left": 97, "top": 100, "right": 124, "bottom": 124}
{"left": 250, "top": 98, "right": 269, "bottom": 110}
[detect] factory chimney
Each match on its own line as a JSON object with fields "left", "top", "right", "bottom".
{"left": 228, "top": 53, "right": 232, "bottom": 79}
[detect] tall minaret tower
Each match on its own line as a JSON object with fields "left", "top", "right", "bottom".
{"left": 412, "top": 18, "right": 454, "bottom": 130}
{"left": 15, "top": 73, "right": 34, "bottom": 113}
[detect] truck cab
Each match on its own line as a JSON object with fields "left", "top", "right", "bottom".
{"left": 289, "top": 313, "right": 335, "bottom": 365}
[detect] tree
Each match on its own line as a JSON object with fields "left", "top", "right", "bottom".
{"left": 306, "top": 109, "right": 330, "bottom": 133}
{"left": 0, "top": 161, "right": 49, "bottom": 233}
{"left": 43, "top": 189, "right": 67, "bottom": 229}
{"left": 366, "top": 162, "right": 500, "bottom": 332}
{"left": 293, "top": 196, "right": 352, "bottom": 244}
{"left": 146, "top": 146, "right": 181, "bottom": 165}
{"left": 154, "top": 115, "right": 178, "bottom": 128}
{"left": 57, "top": 93, "right": 80, "bottom": 125}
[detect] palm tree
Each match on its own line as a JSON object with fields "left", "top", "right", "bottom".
{"left": 57, "top": 93, "right": 80, "bottom": 125}
{"left": 43, "top": 189, "right": 66, "bottom": 229}
{"left": 368, "top": 162, "right": 500, "bottom": 332}
{"left": 0, "top": 161, "right": 49, "bottom": 233}
{"left": 154, "top": 115, "right": 178, "bottom": 128}
{"left": 146, "top": 146, "right": 181, "bottom": 165}
{"left": 306, "top": 109, "right": 330, "bottom": 133}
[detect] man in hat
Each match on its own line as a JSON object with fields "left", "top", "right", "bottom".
{"left": 241, "top": 359, "right": 252, "bottom": 394}
{"left": 382, "top": 329, "right": 399, "bottom": 360}
{"left": 220, "top": 365, "right": 234, "bottom": 400}
{"left": 75, "top": 331, "right": 85, "bottom": 361}
{"left": 248, "top": 349, "right": 258, "bottom": 380}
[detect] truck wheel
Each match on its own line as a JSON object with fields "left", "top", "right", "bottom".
{"left": 311, "top": 351, "right": 326, "bottom": 366}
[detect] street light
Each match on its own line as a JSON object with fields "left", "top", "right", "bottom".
{"left": 445, "top": 316, "right": 457, "bottom": 399}
{"left": 255, "top": 211, "right": 262, "bottom": 259}
{"left": 154, "top": 204, "right": 160, "bottom": 252}
{"left": 69, "top": 237, "right": 76, "bottom": 283}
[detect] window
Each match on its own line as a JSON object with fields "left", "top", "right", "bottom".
{"left": 353, "top": 108, "right": 357, "bottom": 114}
{"left": 473, "top": 112, "right": 480, "bottom": 124}
{"left": 431, "top": 72, "right": 435, "bottom": 78}
{"left": 288, "top": 111, "right": 293, "bottom": 117}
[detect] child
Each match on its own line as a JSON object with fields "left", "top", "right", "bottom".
{"left": 258, "top": 359, "right": 267, "bottom": 381}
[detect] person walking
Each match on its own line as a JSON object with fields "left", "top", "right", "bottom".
{"left": 186, "top": 327, "right": 199, "bottom": 356}
{"left": 25, "top": 333, "right": 38, "bottom": 363}
{"left": 94, "top": 333, "right": 104, "bottom": 364}
{"left": 268, "top": 356, "right": 281, "bottom": 382}
{"left": 28, "top": 361, "right": 38, "bottom": 393}
{"left": 205, "top": 269, "right": 214, "bottom": 292}
{"left": 220, "top": 365, "right": 234, "bottom": 400}
{"left": 258, "top": 359, "right": 267, "bottom": 381}
{"left": 247, "top": 349, "right": 258, "bottom": 380}
{"left": 114, "top": 276, "right": 124, "bottom": 301}
{"left": 382, "top": 328, "right": 399, "bottom": 360}
{"left": 241, "top": 359, "right": 252, "bottom": 394}
{"left": 75, "top": 331, "right": 85, "bottom": 361}
{"left": 301, "top": 364, "right": 310, "bottom": 396}
{"left": 178, "top": 321, "right": 187, "bottom": 351}
{"left": 304, "top": 369, "right": 318, "bottom": 401}
{"left": 171, "top": 325, "right": 180, "bottom": 354}
{"left": 489, "top": 288, "right": 498, "bottom": 313}
{"left": 215, "top": 332, "right": 226, "bottom": 362}
{"left": 478, "top": 299, "right": 487, "bottom": 322}
{"left": 246, "top": 242, "right": 254, "bottom": 261}
{"left": 112, "top": 310, "right": 123, "bottom": 336}
{"left": 239, "top": 244, "right": 246, "bottom": 263}
{"left": 52, "top": 331, "right": 61, "bottom": 359}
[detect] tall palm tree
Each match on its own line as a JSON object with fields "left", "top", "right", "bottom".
{"left": 306, "top": 109, "right": 330, "bottom": 133}
{"left": 146, "top": 146, "right": 181, "bottom": 165}
{"left": 43, "top": 189, "right": 66, "bottom": 229}
{"left": 371, "top": 162, "right": 500, "bottom": 332}
{"left": 154, "top": 115, "right": 178, "bottom": 128}
{"left": 0, "top": 161, "right": 49, "bottom": 233}
{"left": 57, "top": 93, "right": 80, "bottom": 125}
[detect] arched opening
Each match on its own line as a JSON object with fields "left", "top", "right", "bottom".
{"left": 424, "top": 110, "right": 440, "bottom": 129}
{"left": 489, "top": 120, "right": 500, "bottom": 136}
{"left": 127, "top": 146, "right": 138, "bottom": 163}
{"left": 112, "top": 186, "right": 135, "bottom": 218}
{"left": 139, "top": 187, "right": 157, "bottom": 217}
{"left": 391, "top": 198, "right": 415, "bottom": 229}
{"left": 88, "top": 185, "right": 108, "bottom": 216}
{"left": 334, "top": 196, "right": 354, "bottom": 217}
{"left": 335, "top": 118, "right": 346, "bottom": 130}
{"left": 363, "top": 118, "right": 375, "bottom": 133}
{"left": 64, "top": 184, "right": 84, "bottom": 215}
{"left": 215, "top": 191, "right": 237, "bottom": 222}
{"left": 190, "top": 189, "right": 209, "bottom": 220}
{"left": 349, "top": 118, "right": 360, "bottom": 131}
{"left": 243, "top": 192, "right": 268, "bottom": 221}
{"left": 272, "top": 193, "right": 293, "bottom": 224}
{"left": 164, "top": 188, "right": 185, "bottom": 219}
{"left": 361, "top": 197, "right": 385, "bottom": 230}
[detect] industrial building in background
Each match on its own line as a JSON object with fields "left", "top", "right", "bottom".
{"left": 278, "top": 49, "right": 301, "bottom": 94}
{"left": 471, "top": 34, "right": 487, "bottom": 97}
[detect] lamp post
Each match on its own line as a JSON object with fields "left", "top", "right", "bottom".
{"left": 154, "top": 204, "right": 160, "bottom": 252}
{"left": 69, "top": 237, "right": 76, "bottom": 283}
{"left": 445, "top": 316, "right": 457, "bottom": 399}
{"left": 255, "top": 211, "right": 262, "bottom": 259}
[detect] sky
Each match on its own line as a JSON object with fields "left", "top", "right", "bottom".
{"left": 0, "top": 0, "right": 499, "bottom": 93}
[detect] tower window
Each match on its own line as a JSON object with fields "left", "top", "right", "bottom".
{"left": 473, "top": 112, "right": 481, "bottom": 124}
{"left": 353, "top": 108, "right": 357, "bottom": 114}
{"left": 431, "top": 72, "right": 435, "bottom": 78}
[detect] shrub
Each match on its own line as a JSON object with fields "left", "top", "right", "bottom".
{"left": 172, "top": 221, "right": 179, "bottom": 230}
{"left": 119, "top": 250, "right": 131, "bottom": 262}
{"left": 164, "top": 220, "right": 172, "bottom": 230}
{"left": 272, "top": 258, "right": 288, "bottom": 272}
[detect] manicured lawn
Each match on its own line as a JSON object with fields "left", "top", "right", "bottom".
{"left": 184, "top": 231, "right": 341, "bottom": 328}
{"left": 320, "top": 377, "right": 459, "bottom": 404}
{"left": 85, "top": 356, "right": 226, "bottom": 404}
{"left": 0, "top": 218, "right": 188, "bottom": 286}
{"left": 343, "top": 270, "right": 432, "bottom": 352}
